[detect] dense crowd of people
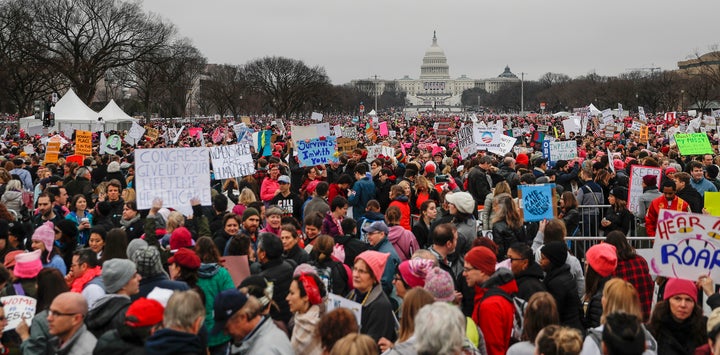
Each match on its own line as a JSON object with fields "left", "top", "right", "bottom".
{"left": 0, "top": 110, "right": 718, "bottom": 354}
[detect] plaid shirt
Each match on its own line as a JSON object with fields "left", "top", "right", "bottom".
{"left": 613, "top": 255, "right": 654, "bottom": 322}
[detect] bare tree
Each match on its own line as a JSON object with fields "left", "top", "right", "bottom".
{"left": 244, "top": 56, "right": 330, "bottom": 119}
{"left": 19, "top": 0, "right": 175, "bottom": 103}
{"left": 198, "top": 64, "right": 247, "bottom": 117}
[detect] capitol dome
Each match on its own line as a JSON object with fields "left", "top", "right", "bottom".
{"left": 420, "top": 31, "right": 450, "bottom": 80}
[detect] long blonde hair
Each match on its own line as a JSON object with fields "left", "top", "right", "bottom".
{"left": 491, "top": 193, "right": 522, "bottom": 229}
{"left": 239, "top": 187, "right": 257, "bottom": 205}
{"left": 601, "top": 278, "right": 642, "bottom": 324}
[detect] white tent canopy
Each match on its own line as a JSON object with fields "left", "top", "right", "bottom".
{"left": 19, "top": 89, "right": 137, "bottom": 133}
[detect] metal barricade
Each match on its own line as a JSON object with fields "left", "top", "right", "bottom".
{"left": 568, "top": 205, "right": 653, "bottom": 260}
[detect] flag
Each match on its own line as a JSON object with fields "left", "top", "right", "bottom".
{"left": 532, "top": 131, "right": 546, "bottom": 143}
{"left": 553, "top": 126, "right": 559, "bottom": 138}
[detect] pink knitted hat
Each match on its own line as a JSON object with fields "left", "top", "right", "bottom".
{"left": 398, "top": 258, "right": 434, "bottom": 288}
{"left": 14, "top": 250, "right": 42, "bottom": 279}
{"left": 664, "top": 278, "right": 698, "bottom": 303}
{"left": 31, "top": 222, "right": 55, "bottom": 262}
{"left": 355, "top": 251, "right": 389, "bottom": 282}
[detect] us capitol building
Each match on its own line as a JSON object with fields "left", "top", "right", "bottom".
{"left": 352, "top": 32, "right": 520, "bottom": 111}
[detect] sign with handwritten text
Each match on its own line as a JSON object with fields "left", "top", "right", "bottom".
{"left": 674, "top": 133, "right": 714, "bottom": 155}
{"left": 628, "top": 165, "right": 661, "bottom": 216}
{"left": 1, "top": 296, "right": 36, "bottom": 331}
{"left": 296, "top": 136, "right": 338, "bottom": 167}
{"left": 210, "top": 144, "right": 255, "bottom": 179}
{"left": 651, "top": 210, "right": 720, "bottom": 281}
{"left": 74, "top": 130, "right": 92, "bottom": 156}
{"left": 135, "top": 147, "right": 211, "bottom": 216}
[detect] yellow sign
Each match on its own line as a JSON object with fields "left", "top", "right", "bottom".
{"left": 337, "top": 138, "right": 358, "bottom": 152}
{"left": 241, "top": 116, "right": 252, "bottom": 125}
{"left": 45, "top": 141, "right": 61, "bottom": 163}
{"left": 706, "top": 192, "right": 720, "bottom": 216}
{"left": 74, "top": 130, "right": 92, "bottom": 156}
{"left": 638, "top": 125, "right": 648, "bottom": 143}
{"left": 144, "top": 126, "right": 159, "bottom": 141}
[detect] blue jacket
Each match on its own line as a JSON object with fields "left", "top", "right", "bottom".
{"left": 348, "top": 176, "right": 376, "bottom": 220}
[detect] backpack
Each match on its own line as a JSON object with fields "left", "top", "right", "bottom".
{"left": 481, "top": 287, "right": 527, "bottom": 343}
{"left": 313, "top": 261, "right": 349, "bottom": 295}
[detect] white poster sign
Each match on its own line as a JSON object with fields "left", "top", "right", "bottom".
{"left": 210, "top": 144, "right": 255, "bottom": 179}
{"left": 325, "top": 293, "right": 362, "bottom": 327}
{"left": 628, "top": 165, "right": 662, "bottom": 216}
{"left": 366, "top": 145, "right": 382, "bottom": 162}
{"left": 487, "top": 134, "right": 517, "bottom": 156}
{"left": 562, "top": 117, "right": 581, "bottom": 138}
{"left": 1, "top": 296, "right": 36, "bottom": 331}
{"left": 457, "top": 124, "right": 475, "bottom": 159}
{"left": 291, "top": 123, "right": 331, "bottom": 142}
{"left": 135, "top": 147, "right": 212, "bottom": 216}
{"left": 125, "top": 122, "right": 145, "bottom": 145}
{"left": 311, "top": 112, "right": 323, "bottom": 121}
{"left": 549, "top": 140, "right": 577, "bottom": 161}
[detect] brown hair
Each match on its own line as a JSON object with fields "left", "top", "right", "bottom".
{"left": 330, "top": 333, "right": 377, "bottom": 355}
{"left": 523, "top": 292, "right": 560, "bottom": 342}
{"left": 195, "top": 236, "right": 222, "bottom": 264}
{"left": 544, "top": 218, "right": 567, "bottom": 243}
{"left": 535, "top": 325, "right": 583, "bottom": 355}
{"left": 385, "top": 205, "right": 402, "bottom": 226}
{"left": 398, "top": 288, "right": 435, "bottom": 342}
{"left": 315, "top": 308, "right": 359, "bottom": 352}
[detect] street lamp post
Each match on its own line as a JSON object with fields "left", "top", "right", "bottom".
{"left": 374, "top": 75, "right": 379, "bottom": 113}
{"left": 520, "top": 72, "right": 525, "bottom": 114}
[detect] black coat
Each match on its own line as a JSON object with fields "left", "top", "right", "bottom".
{"left": 86, "top": 295, "right": 132, "bottom": 338}
{"left": 544, "top": 264, "right": 584, "bottom": 333}
{"left": 93, "top": 328, "right": 145, "bottom": 355}
{"left": 467, "top": 166, "right": 491, "bottom": 205}
{"left": 514, "top": 261, "right": 546, "bottom": 301}
{"left": 258, "top": 258, "right": 294, "bottom": 324}
{"left": 283, "top": 243, "right": 310, "bottom": 267}
{"left": 677, "top": 186, "right": 703, "bottom": 213}
{"left": 335, "top": 233, "right": 370, "bottom": 268}
{"left": 582, "top": 277, "right": 608, "bottom": 330}
{"left": 492, "top": 220, "right": 525, "bottom": 260}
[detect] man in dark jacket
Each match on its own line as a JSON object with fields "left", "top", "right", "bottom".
{"left": 65, "top": 167, "right": 94, "bottom": 207}
{"left": 145, "top": 290, "right": 206, "bottom": 355}
{"left": 256, "top": 233, "right": 294, "bottom": 325}
{"left": 540, "top": 242, "right": 584, "bottom": 332}
{"left": 86, "top": 259, "right": 141, "bottom": 337}
{"left": 497, "top": 157, "right": 520, "bottom": 197}
{"left": 94, "top": 297, "right": 164, "bottom": 354}
{"left": 673, "top": 172, "right": 703, "bottom": 213}
{"left": 555, "top": 160, "right": 580, "bottom": 194}
{"left": 507, "top": 243, "right": 546, "bottom": 301}
{"left": 348, "top": 164, "right": 376, "bottom": 220}
{"left": 105, "top": 180, "right": 125, "bottom": 228}
{"left": 467, "top": 156, "right": 492, "bottom": 207}
{"left": 336, "top": 218, "right": 369, "bottom": 268}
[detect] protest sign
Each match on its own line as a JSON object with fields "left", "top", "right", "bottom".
{"left": 44, "top": 141, "right": 61, "bottom": 163}
{"left": 291, "top": 123, "right": 331, "bottom": 143}
{"left": 638, "top": 106, "right": 647, "bottom": 121}
{"left": 639, "top": 125, "right": 649, "bottom": 143}
{"left": 333, "top": 125, "right": 342, "bottom": 137}
{"left": 487, "top": 134, "right": 517, "bottom": 156}
{"left": 627, "top": 165, "right": 661, "bottom": 216}
{"left": 145, "top": 126, "right": 159, "bottom": 141}
{"left": 276, "top": 119, "right": 286, "bottom": 135}
{"left": 536, "top": 124, "right": 549, "bottom": 132}
{"left": 674, "top": 133, "right": 714, "bottom": 155}
{"left": 125, "top": 122, "right": 145, "bottom": 145}
{"left": 548, "top": 140, "right": 577, "bottom": 162}
{"left": 562, "top": 117, "right": 581, "bottom": 138}
{"left": 325, "top": 293, "right": 362, "bottom": 328}
{"left": 457, "top": 124, "right": 475, "bottom": 159}
{"left": 66, "top": 155, "right": 84, "bottom": 166}
{"left": 366, "top": 124, "right": 377, "bottom": 142}
{"left": 211, "top": 128, "right": 223, "bottom": 143}
{"left": 381, "top": 146, "right": 394, "bottom": 159}
{"left": 210, "top": 144, "right": 255, "bottom": 179}
{"left": 311, "top": 112, "right": 323, "bottom": 121}
{"left": 223, "top": 255, "right": 251, "bottom": 288}
{"left": 650, "top": 210, "right": 720, "bottom": 281}
{"left": 103, "top": 134, "right": 122, "bottom": 155}
{"left": 379, "top": 122, "right": 389, "bottom": 136}
{"left": 473, "top": 125, "right": 503, "bottom": 152}
{"left": 23, "top": 144, "right": 34, "bottom": 155}
{"left": 257, "top": 130, "right": 272, "bottom": 157}
{"left": 341, "top": 127, "right": 358, "bottom": 140}
{"left": 518, "top": 184, "right": 556, "bottom": 222}
{"left": 1, "top": 295, "right": 36, "bottom": 331}
{"left": 365, "top": 145, "right": 381, "bottom": 162}
{"left": 629, "top": 121, "right": 642, "bottom": 132}
{"left": 135, "top": 147, "right": 211, "bottom": 216}
{"left": 74, "top": 130, "right": 92, "bottom": 156}
{"left": 389, "top": 130, "right": 396, "bottom": 137}
{"left": 337, "top": 138, "right": 358, "bottom": 152}
{"left": 296, "top": 136, "right": 338, "bottom": 167}
{"left": 706, "top": 192, "right": 720, "bottom": 216}
{"left": 241, "top": 116, "right": 251, "bottom": 125}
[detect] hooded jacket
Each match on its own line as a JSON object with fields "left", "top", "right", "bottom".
{"left": 85, "top": 294, "right": 132, "bottom": 338}
{"left": 387, "top": 225, "right": 420, "bottom": 262}
{"left": 388, "top": 195, "right": 412, "bottom": 230}
{"left": 514, "top": 261, "right": 546, "bottom": 301}
{"left": 473, "top": 268, "right": 519, "bottom": 355}
{"left": 197, "top": 262, "right": 235, "bottom": 347}
{"left": 544, "top": 264, "right": 584, "bottom": 332}
{"left": 0, "top": 189, "right": 23, "bottom": 216}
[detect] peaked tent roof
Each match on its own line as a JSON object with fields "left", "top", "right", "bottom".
{"left": 97, "top": 99, "right": 136, "bottom": 122}
{"left": 51, "top": 88, "right": 99, "bottom": 121}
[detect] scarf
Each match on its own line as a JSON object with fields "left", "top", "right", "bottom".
{"left": 70, "top": 266, "right": 103, "bottom": 293}
{"left": 120, "top": 214, "right": 141, "bottom": 229}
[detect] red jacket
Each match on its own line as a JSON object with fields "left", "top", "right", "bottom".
{"left": 389, "top": 199, "right": 411, "bottom": 231}
{"left": 472, "top": 272, "right": 519, "bottom": 355}
{"left": 645, "top": 195, "right": 689, "bottom": 237}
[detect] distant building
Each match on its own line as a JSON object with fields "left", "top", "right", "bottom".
{"left": 677, "top": 51, "right": 720, "bottom": 76}
{"left": 351, "top": 32, "right": 520, "bottom": 111}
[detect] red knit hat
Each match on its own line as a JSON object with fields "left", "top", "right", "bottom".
{"left": 169, "top": 227, "right": 193, "bottom": 250}
{"left": 664, "top": 278, "right": 698, "bottom": 303}
{"left": 355, "top": 251, "right": 389, "bottom": 282}
{"left": 168, "top": 248, "right": 201, "bottom": 270}
{"left": 398, "top": 259, "right": 434, "bottom": 288}
{"left": 585, "top": 243, "right": 617, "bottom": 277}
{"left": 516, "top": 153, "right": 529, "bottom": 167}
{"left": 464, "top": 246, "right": 496, "bottom": 276}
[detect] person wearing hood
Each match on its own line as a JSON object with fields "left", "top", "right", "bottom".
{"left": 86, "top": 258, "right": 141, "bottom": 337}
{"left": 385, "top": 205, "right": 419, "bottom": 262}
{"left": 0, "top": 179, "right": 23, "bottom": 217}
{"left": 348, "top": 164, "right": 376, "bottom": 221}
{"left": 193, "top": 236, "right": 235, "bottom": 352}
{"left": 507, "top": 242, "right": 546, "bottom": 301}
{"left": 362, "top": 221, "right": 400, "bottom": 296}
{"left": 145, "top": 290, "right": 207, "bottom": 355}
{"left": 540, "top": 242, "right": 584, "bottom": 333}
{"left": 346, "top": 250, "right": 397, "bottom": 343}
{"left": 463, "top": 246, "right": 518, "bottom": 355}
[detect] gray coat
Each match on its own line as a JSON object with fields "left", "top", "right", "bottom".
{"left": 19, "top": 310, "right": 52, "bottom": 355}
{"left": 230, "top": 316, "right": 294, "bottom": 355}
{"left": 51, "top": 324, "right": 97, "bottom": 355}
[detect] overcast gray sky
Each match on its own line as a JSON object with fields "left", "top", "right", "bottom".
{"left": 141, "top": 0, "right": 720, "bottom": 85}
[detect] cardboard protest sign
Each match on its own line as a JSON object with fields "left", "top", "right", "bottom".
{"left": 1, "top": 295, "right": 36, "bottom": 331}
{"left": 296, "top": 137, "right": 338, "bottom": 167}
{"left": 291, "top": 123, "right": 331, "bottom": 143}
{"left": 44, "top": 141, "right": 61, "bottom": 163}
{"left": 223, "top": 255, "right": 251, "bottom": 287}
{"left": 674, "top": 133, "right": 714, "bottom": 155}
{"left": 311, "top": 112, "right": 323, "bottom": 121}
{"left": 457, "top": 124, "right": 475, "bottom": 159}
{"left": 639, "top": 125, "right": 649, "bottom": 143}
{"left": 74, "top": 130, "right": 92, "bottom": 156}
{"left": 518, "top": 184, "right": 556, "bottom": 222}
{"left": 336, "top": 138, "right": 358, "bottom": 152}
{"left": 650, "top": 210, "right": 720, "bottom": 281}
{"left": 210, "top": 144, "right": 255, "bottom": 179}
{"left": 365, "top": 124, "right": 377, "bottom": 142}
{"left": 706, "top": 192, "right": 720, "bottom": 217}
{"left": 66, "top": 155, "right": 84, "bottom": 166}
{"left": 627, "top": 165, "right": 661, "bottom": 216}
{"left": 135, "top": 147, "right": 211, "bottom": 216}
{"left": 241, "top": 116, "right": 251, "bottom": 125}
{"left": 144, "top": 126, "right": 159, "bottom": 141}
{"left": 325, "top": 293, "right": 362, "bottom": 327}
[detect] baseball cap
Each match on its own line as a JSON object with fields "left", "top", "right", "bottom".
{"left": 212, "top": 289, "right": 248, "bottom": 335}
{"left": 278, "top": 175, "right": 290, "bottom": 184}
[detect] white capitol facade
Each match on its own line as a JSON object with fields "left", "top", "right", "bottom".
{"left": 352, "top": 32, "right": 520, "bottom": 111}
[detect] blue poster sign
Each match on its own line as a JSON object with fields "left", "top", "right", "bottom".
{"left": 519, "top": 184, "right": 555, "bottom": 222}
{"left": 297, "top": 136, "right": 339, "bottom": 167}
{"left": 542, "top": 140, "right": 552, "bottom": 166}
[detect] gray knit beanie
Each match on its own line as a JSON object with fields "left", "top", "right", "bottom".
{"left": 102, "top": 259, "right": 137, "bottom": 293}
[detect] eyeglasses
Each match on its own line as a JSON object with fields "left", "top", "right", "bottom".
{"left": 352, "top": 267, "right": 370, "bottom": 274}
{"left": 48, "top": 309, "right": 79, "bottom": 318}
{"left": 463, "top": 265, "right": 477, "bottom": 272}
{"left": 506, "top": 257, "right": 527, "bottom": 262}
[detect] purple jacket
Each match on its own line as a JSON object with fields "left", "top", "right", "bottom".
{"left": 387, "top": 225, "right": 420, "bottom": 262}
{"left": 321, "top": 212, "right": 343, "bottom": 238}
